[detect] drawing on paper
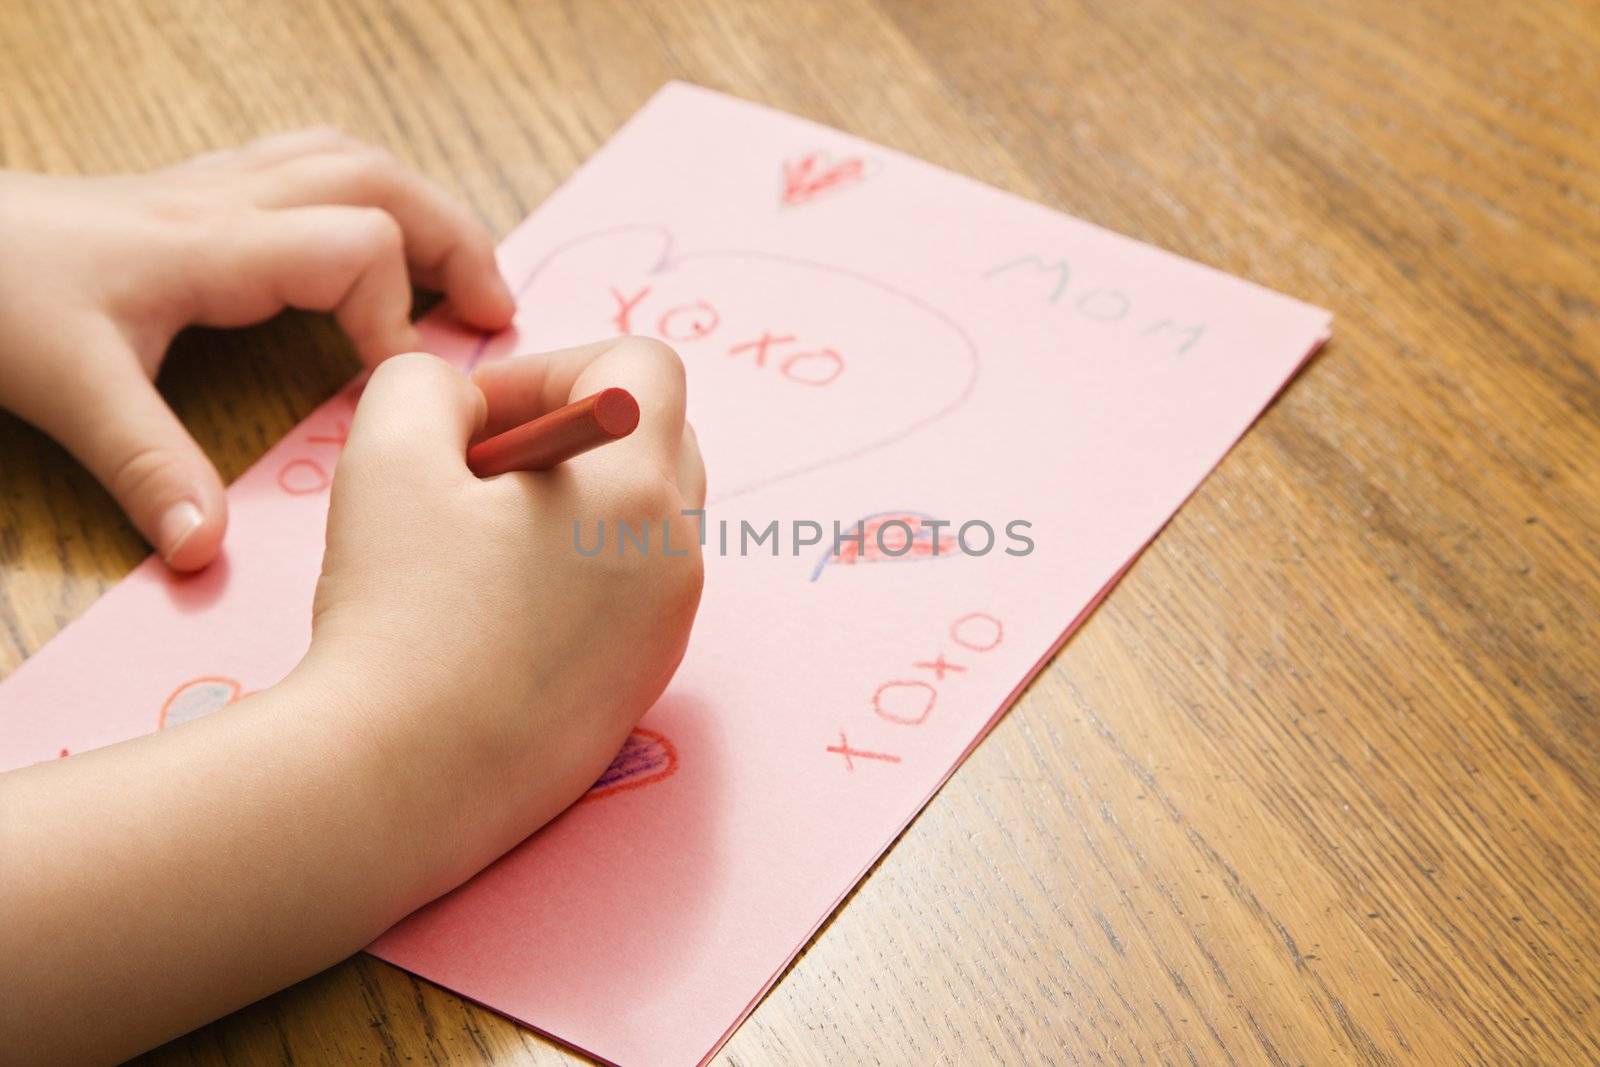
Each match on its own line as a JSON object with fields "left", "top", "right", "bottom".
{"left": 461, "top": 225, "right": 980, "bottom": 503}
{"left": 579, "top": 727, "right": 679, "bottom": 803}
{"left": 158, "top": 676, "right": 245, "bottom": 728}
{"left": 810, "top": 510, "right": 956, "bottom": 581}
{"left": 781, "top": 151, "right": 869, "bottom": 207}
{"left": 827, "top": 611, "right": 1007, "bottom": 771}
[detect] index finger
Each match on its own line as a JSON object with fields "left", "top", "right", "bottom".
{"left": 247, "top": 146, "right": 515, "bottom": 331}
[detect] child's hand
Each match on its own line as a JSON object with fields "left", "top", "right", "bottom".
{"left": 0, "top": 128, "right": 515, "bottom": 570}
{"left": 0, "top": 340, "right": 703, "bottom": 1061}
{"left": 300, "top": 338, "right": 706, "bottom": 884}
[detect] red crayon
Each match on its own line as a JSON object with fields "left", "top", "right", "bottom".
{"left": 466, "top": 387, "right": 640, "bottom": 477}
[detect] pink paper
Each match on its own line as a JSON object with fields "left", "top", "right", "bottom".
{"left": 0, "top": 83, "right": 1331, "bottom": 1066}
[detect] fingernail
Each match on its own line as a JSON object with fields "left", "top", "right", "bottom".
{"left": 157, "top": 501, "right": 204, "bottom": 561}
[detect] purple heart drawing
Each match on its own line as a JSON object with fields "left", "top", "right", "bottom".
{"left": 459, "top": 225, "right": 979, "bottom": 503}
{"left": 582, "top": 727, "right": 678, "bottom": 803}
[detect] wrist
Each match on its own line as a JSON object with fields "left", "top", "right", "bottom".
{"left": 282, "top": 640, "right": 538, "bottom": 903}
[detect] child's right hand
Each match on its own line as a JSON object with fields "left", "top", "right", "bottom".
{"left": 0, "top": 337, "right": 704, "bottom": 1063}
{"left": 294, "top": 337, "right": 706, "bottom": 892}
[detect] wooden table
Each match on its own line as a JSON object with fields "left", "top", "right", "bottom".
{"left": 3, "top": 1, "right": 1597, "bottom": 1062}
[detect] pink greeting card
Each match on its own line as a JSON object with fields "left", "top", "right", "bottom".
{"left": 0, "top": 83, "right": 1330, "bottom": 1065}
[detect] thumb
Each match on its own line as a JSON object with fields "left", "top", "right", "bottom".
{"left": 55, "top": 354, "right": 228, "bottom": 571}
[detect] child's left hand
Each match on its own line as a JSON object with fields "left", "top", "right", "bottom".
{"left": 0, "top": 127, "right": 516, "bottom": 570}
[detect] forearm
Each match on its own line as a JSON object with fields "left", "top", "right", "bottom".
{"left": 0, "top": 656, "right": 477, "bottom": 1065}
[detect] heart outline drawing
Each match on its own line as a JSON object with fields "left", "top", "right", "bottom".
{"left": 461, "top": 224, "right": 980, "bottom": 504}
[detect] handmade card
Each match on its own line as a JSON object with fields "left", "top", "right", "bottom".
{"left": 0, "top": 83, "right": 1331, "bottom": 1065}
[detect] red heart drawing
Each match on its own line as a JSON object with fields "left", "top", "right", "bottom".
{"left": 781, "top": 151, "right": 867, "bottom": 206}
{"left": 159, "top": 676, "right": 244, "bottom": 728}
{"left": 581, "top": 727, "right": 679, "bottom": 803}
{"left": 810, "top": 510, "right": 956, "bottom": 581}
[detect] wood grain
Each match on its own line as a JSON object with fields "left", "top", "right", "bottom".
{"left": 3, "top": 0, "right": 1597, "bottom": 1063}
